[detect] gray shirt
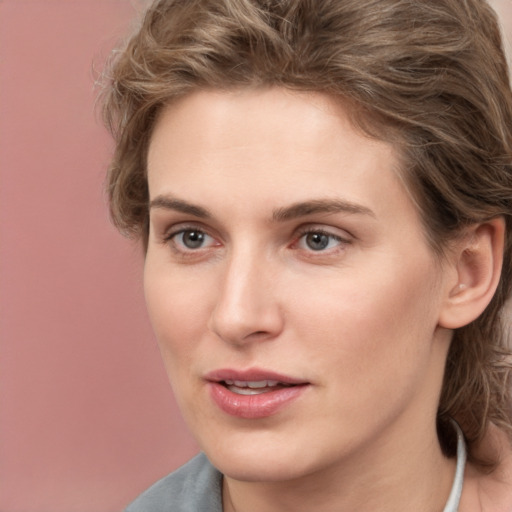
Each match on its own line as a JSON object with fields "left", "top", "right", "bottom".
{"left": 125, "top": 453, "right": 223, "bottom": 512}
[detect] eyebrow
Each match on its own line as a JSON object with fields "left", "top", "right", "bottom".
{"left": 149, "top": 195, "right": 375, "bottom": 221}
{"left": 272, "top": 199, "right": 375, "bottom": 222}
{"left": 149, "top": 196, "right": 212, "bottom": 218}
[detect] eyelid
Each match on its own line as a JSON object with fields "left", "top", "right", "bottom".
{"left": 161, "top": 221, "right": 212, "bottom": 240}
{"left": 291, "top": 225, "right": 353, "bottom": 253}
{"left": 294, "top": 224, "right": 353, "bottom": 241}
{"left": 157, "top": 220, "right": 352, "bottom": 255}
{"left": 161, "top": 223, "right": 221, "bottom": 252}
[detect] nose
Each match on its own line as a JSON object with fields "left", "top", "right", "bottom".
{"left": 208, "top": 250, "right": 284, "bottom": 346}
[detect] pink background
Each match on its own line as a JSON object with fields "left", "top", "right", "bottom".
{"left": 0, "top": 1, "right": 510, "bottom": 511}
{"left": 0, "top": 1, "right": 198, "bottom": 511}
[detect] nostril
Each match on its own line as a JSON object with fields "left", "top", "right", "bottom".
{"left": 242, "top": 330, "right": 276, "bottom": 342}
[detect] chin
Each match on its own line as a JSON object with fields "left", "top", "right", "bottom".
{"left": 213, "top": 455, "right": 309, "bottom": 483}
{"left": 200, "top": 431, "right": 325, "bottom": 483}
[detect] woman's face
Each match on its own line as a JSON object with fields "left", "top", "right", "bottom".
{"left": 144, "top": 88, "right": 455, "bottom": 482}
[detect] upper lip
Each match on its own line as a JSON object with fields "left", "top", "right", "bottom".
{"left": 205, "top": 368, "right": 308, "bottom": 385}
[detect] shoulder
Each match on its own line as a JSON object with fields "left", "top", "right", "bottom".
{"left": 125, "top": 453, "right": 223, "bottom": 512}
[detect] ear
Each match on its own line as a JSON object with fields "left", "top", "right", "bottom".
{"left": 438, "top": 217, "right": 505, "bottom": 329}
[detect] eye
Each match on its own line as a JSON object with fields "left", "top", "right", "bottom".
{"left": 295, "top": 229, "right": 348, "bottom": 252}
{"left": 167, "top": 228, "right": 217, "bottom": 251}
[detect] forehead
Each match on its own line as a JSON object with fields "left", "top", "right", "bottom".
{"left": 147, "top": 88, "right": 419, "bottom": 229}
{"left": 149, "top": 88, "right": 396, "bottom": 177}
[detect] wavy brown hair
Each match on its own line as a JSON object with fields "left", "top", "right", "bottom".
{"left": 102, "top": 0, "right": 512, "bottom": 465}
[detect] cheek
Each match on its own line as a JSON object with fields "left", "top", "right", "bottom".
{"left": 290, "top": 257, "right": 442, "bottom": 379}
{"left": 143, "top": 259, "right": 213, "bottom": 369}
{"left": 288, "top": 264, "right": 443, "bottom": 435}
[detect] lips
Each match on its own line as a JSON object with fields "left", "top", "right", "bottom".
{"left": 205, "top": 369, "right": 309, "bottom": 419}
{"left": 224, "top": 379, "right": 290, "bottom": 395}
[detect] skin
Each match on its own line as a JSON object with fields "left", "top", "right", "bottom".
{"left": 143, "top": 87, "right": 504, "bottom": 511}
{"left": 460, "top": 424, "right": 512, "bottom": 511}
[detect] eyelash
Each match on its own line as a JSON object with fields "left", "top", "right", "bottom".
{"left": 293, "top": 227, "right": 350, "bottom": 254}
{"left": 162, "top": 225, "right": 351, "bottom": 256}
{"left": 162, "top": 225, "right": 218, "bottom": 253}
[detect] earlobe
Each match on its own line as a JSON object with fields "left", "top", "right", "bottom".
{"left": 439, "top": 217, "right": 505, "bottom": 329}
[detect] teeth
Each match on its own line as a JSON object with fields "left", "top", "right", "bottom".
{"left": 224, "top": 379, "right": 280, "bottom": 388}
{"left": 227, "top": 386, "right": 269, "bottom": 395}
{"left": 222, "top": 379, "right": 288, "bottom": 395}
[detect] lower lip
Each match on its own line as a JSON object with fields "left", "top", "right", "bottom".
{"left": 208, "top": 382, "right": 308, "bottom": 419}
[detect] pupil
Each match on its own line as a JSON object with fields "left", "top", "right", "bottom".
{"left": 306, "top": 233, "right": 329, "bottom": 250}
{"left": 183, "top": 231, "right": 204, "bottom": 249}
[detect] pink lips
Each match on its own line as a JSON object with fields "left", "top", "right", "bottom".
{"left": 205, "top": 369, "right": 309, "bottom": 419}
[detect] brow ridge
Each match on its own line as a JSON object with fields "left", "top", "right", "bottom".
{"left": 149, "top": 195, "right": 374, "bottom": 222}
{"left": 149, "top": 195, "right": 211, "bottom": 218}
{"left": 272, "top": 199, "right": 375, "bottom": 222}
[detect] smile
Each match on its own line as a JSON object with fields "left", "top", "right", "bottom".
{"left": 205, "top": 369, "right": 309, "bottom": 418}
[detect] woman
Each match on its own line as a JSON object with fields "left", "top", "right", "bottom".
{"left": 102, "top": 0, "right": 512, "bottom": 510}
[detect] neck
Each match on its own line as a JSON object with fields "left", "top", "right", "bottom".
{"left": 223, "top": 413, "right": 456, "bottom": 512}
